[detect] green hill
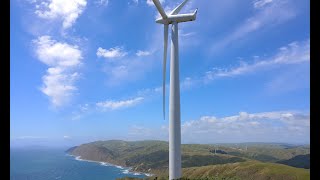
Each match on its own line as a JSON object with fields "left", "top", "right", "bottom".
{"left": 209, "top": 143, "right": 309, "bottom": 163}
{"left": 66, "top": 140, "right": 310, "bottom": 179}
{"left": 277, "top": 154, "right": 310, "bottom": 169}
{"left": 67, "top": 140, "right": 246, "bottom": 173}
{"left": 181, "top": 161, "right": 309, "bottom": 180}
{"left": 117, "top": 161, "right": 310, "bottom": 180}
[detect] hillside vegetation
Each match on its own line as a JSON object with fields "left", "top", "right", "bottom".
{"left": 67, "top": 140, "right": 246, "bottom": 173}
{"left": 277, "top": 154, "right": 310, "bottom": 169}
{"left": 212, "top": 143, "right": 309, "bottom": 163}
{"left": 117, "top": 161, "right": 310, "bottom": 180}
{"left": 67, "top": 140, "right": 310, "bottom": 179}
{"left": 181, "top": 161, "right": 310, "bottom": 180}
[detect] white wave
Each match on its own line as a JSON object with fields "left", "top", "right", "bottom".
{"left": 71, "top": 155, "right": 149, "bottom": 177}
{"left": 144, "top": 173, "right": 153, "bottom": 177}
{"left": 100, "top": 162, "right": 111, "bottom": 166}
{"left": 122, "top": 169, "right": 130, "bottom": 174}
{"left": 75, "top": 156, "right": 83, "bottom": 161}
{"left": 116, "top": 165, "right": 124, "bottom": 169}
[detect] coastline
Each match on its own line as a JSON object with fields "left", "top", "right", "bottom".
{"left": 66, "top": 153, "right": 153, "bottom": 177}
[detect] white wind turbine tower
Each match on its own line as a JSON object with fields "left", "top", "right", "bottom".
{"left": 151, "top": 0, "right": 198, "bottom": 179}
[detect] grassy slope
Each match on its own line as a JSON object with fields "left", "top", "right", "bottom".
{"left": 67, "top": 140, "right": 310, "bottom": 179}
{"left": 277, "top": 154, "right": 310, "bottom": 169}
{"left": 117, "top": 161, "right": 310, "bottom": 180}
{"left": 210, "top": 144, "right": 310, "bottom": 163}
{"left": 181, "top": 161, "right": 310, "bottom": 180}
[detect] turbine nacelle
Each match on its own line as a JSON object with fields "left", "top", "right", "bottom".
{"left": 155, "top": 9, "right": 198, "bottom": 24}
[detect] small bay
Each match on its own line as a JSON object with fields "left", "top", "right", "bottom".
{"left": 10, "top": 148, "right": 146, "bottom": 180}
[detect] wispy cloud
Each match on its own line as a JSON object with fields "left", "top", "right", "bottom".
{"left": 205, "top": 39, "right": 309, "bottom": 82}
{"left": 33, "top": 36, "right": 83, "bottom": 107}
{"left": 70, "top": 96, "right": 146, "bottom": 120}
{"left": 16, "top": 136, "right": 48, "bottom": 139}
{"left": 97, "top": 47, "right": 128, "bottom": 59}
{"left": 127, "top": 125, "right": 167, "bottom": 141}
{"left": 137, "top": 86, "right": 162, "bottom": 99}
{"left": 180, "top": 32, "right": 196, "bottom": 37}
{"left": 34, "top": 0, "right": 87, "bottom": 29}
{"left": 111, "top": 38, "right": 309, "bottom": 106}
{"left": 94, "top": 8, "right": 166, "bottom": 87}
{"left": 146, "top": 0, "right": 165, "bottom": 6}
{"left": 181, "top": 111, "right": 309, "bottom": 143}
{"left": 95, "top": 0, "right": 109, "bottom": 6}
{"left": 179, "top": 29, "right": 196, "bottom": 37}
{"left": 71, "top": 103, "right": 90, "bottom": 120}
{"left": 63, "top": 135, "right": 71, "bottom": 139}
{"left": 253, "top": 0, "right": 273, "bottom": 9}
{"left": 136, "top": 50, "right": 152, "bottom": 56}
{"left": 180, "top": 77, "right": 197, "bottom": 90}
{"left": 211, "top": 0, "right": 297, "bottom": 52}
{"left": 96, "top": 97, "right": 144, "bottom": 110}
{"left": 264, "top": 63, "right": 309, "bottom": 95}
{"left": 97, "top": 46, "right": 158, "bottom": 86}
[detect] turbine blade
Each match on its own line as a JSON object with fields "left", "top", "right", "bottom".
{"left": 170, "top": 0, "right": 190, "bottom": 15}
{"left": 152, "top": 0, "right": 167, "bottom": 19}
{"left": 163, "top": 24, "right": 168, "bottom": 120}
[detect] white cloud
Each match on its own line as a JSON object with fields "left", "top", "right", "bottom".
{"left": 34, "top": 0, "right": 87, "bottom": 29}
{"left": 34, "top": 36, "right": 82, "bottom": 67}
{"left": 132, "top": 0, "right": 139, "bottom": 5}
{"left": 41, "top": 69, "right": 79, "bottom": 106}
{"left": 211, "top": 0, "right": 296, "bottom": 52}
{"left": 136, "top": 50, "right": 151, "bottom": 56}
{"left": 63, "top": 135, "right": 71, "bottom": 139}
{"left": 205, "top": 39, "right": 309, "bottom": 81}
{"left": 253, "top": 0, "right": 273, "bottom": 9}
{"left": 125, "top": 110, "right": 309, "bottom": 143}
{"left": 96, "top": 97, "right": 144, "bottom": 110}
{"left": 97, "top": 47, "right": 128, "bottom": 59}
{"left": 181, "top": 111, "right": 310, "bottom": 143}
{"left": 33, "top": 36, "right": 83, "bottom": 107}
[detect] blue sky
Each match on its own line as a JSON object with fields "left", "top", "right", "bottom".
{"left": 10, "top": 0, "right": 310, "bottom": 147}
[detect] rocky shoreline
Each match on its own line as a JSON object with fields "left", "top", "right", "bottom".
{"left": 67, "top": 153, "right": 154, "bottom": 177}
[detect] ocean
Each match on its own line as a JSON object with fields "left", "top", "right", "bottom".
{"left": 10, "top": 147, "right": 147, "bottom": 180}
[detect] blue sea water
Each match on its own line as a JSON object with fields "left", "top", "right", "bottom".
{"left": 10, "top": 148, "right": 147, "bottom": 180}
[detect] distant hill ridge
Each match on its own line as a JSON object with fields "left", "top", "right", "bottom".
{"left": 277, "top": 154, "right": 310, "bottom": 169}
{"left": 66, "top": 140, "right": 310, "bottom": 179}
{"left": 66, "top": 140, "right": 246, "bottom": 173}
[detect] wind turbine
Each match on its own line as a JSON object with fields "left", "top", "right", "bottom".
{"left": 151, "top": 0, "right": 198, "bottom": 179}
